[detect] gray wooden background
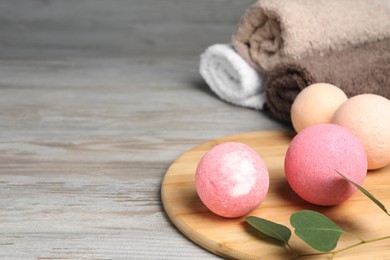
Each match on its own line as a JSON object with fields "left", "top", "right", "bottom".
{"left": 0, "top": 1, "right": 289, "bottom": 259}
{"left": 1, "top": 0, "right": 257, "bottom": 58}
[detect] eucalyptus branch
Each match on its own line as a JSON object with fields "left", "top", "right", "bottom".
{"left": 294, "top": 235, "right": 390, "bottom": 259}
{"left": 247, "top": 172, "right": 389, "bottom": 259}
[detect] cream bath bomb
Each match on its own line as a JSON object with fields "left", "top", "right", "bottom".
{"left": 332, "top": 94, "right": 390, "bottom": 170}
{"left": 291, "top": 83, "right": 348, "bottom": 132}
{"left": 195, "top": 142, "right": 269, "bottom": 218}
{"left": 285, "top": 124, "right": 367, "bottom": 206}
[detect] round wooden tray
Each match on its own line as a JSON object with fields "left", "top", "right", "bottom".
{"left": 161, "top": 130, "right": 390, "bottom": 259}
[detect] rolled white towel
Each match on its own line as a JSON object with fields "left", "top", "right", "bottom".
{"left": 199, "top": 43, "right": 265, "bottom": 110}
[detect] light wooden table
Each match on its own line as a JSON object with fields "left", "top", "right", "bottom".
{"left": 0, "top": 1, "right": 289, "bottom": 259}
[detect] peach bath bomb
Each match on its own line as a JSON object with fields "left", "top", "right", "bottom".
{"left": 285, "top": 124, "right": 367, "bottom": 206}
{"left": 332, "top": 94, "right": 390, "bottom": 170}
{"left": 291, "top": 83, "right": 348, "bottom": 133}
{"left": 195, "top": 142, "right": 269, "bottom": 218}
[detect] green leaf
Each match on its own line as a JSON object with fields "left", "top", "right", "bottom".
{"left": 290, "top": 210, "right": 346, "bottom": 252}
{"left": 336, "top": 170, "right": 390, "bottom": 216}
{"left": 247, "top": 216, "right": 291, "bottom": 243}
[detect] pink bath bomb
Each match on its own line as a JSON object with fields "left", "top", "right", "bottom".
{"left": 195, "top": 142, "right": 269, "bottom": 218}
{"left": 285, "top": 124, "right": 367, "bottom": 206}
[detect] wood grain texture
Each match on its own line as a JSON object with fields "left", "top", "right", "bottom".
{"left": 0, "top": 56, "right": 290, "bottom": 259}
{"left": 162, "top": 131, "right": 390, "bottom": 260}
{"left": 0, "top": 0, "right": 255, "bottom": 58}
{"left": 0, "top": 1, "right": 294, "bottom": 259}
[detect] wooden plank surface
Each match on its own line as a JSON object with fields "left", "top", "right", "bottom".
{"left": 0, "top": 1, "right": 294, "bottom": 259}
{"left": 162, "top": 131, "right": 390, "bottom": 259}
{"left": 0, "top": 57, "right": 288, "bottom": 260}
{"left": 0, "top": 0, "right": 255, "bottom": 58}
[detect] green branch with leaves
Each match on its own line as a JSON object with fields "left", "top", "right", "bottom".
{"left": 247, "top": 171, "right": 390, "bottom": 259}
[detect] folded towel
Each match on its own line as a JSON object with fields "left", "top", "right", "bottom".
{"left": 199, "top": 43, "right": 265, "bottom": 110}
{"left": 265, "top": 39, "right": 390, "bottom": 122}
{"left": 233, "top": 0, "right": 390, "bottom": 72}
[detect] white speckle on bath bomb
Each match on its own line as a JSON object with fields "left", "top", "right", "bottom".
{"left": 195, "top": 142, "right": 269, "bottom": 218}
{"left": 285, "top": 124, "right": 367, "bottom": 206}
{"left": 223, "top": 151, "right": 256, "bottom": 197}
{"left": 291, "top": 83, "right": 348, "bottom": 132}
{"left": 332, "top": 94, "right": 390, "bottom": 170}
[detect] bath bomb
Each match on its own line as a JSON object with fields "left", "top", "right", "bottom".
{"left": 332, "top": 94, "right": 390, "bottom": 170}
{"left": 285, "top": 124, "right": 367, "bottom": 206}
{"left": 195, "top": 142, "right": 269, "bottom": 218}
{"left": 291, "top": 83, "right": 348, "bottom": 132}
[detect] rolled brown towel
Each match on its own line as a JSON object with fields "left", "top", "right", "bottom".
{"left": 265, "top": 39, "right": 390, "bottom": 122}
{"left": 233, "top": 0, "right": 390, "bottom": 73}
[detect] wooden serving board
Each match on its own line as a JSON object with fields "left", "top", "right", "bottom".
{"left": 161, "top": 131, "right": 390, "bottom": 259}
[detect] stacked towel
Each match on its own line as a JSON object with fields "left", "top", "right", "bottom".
{"left": 199, "top": 0, "right": 390, "bottom": 122}
{"left": 199, "top": 44, "right": 265, "bottom": 110}
{"left": 265, "top": 39, "right": 390, "bottom": 122}
{"left": 233, "top": 0, "right": 390, "bottom": 72}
